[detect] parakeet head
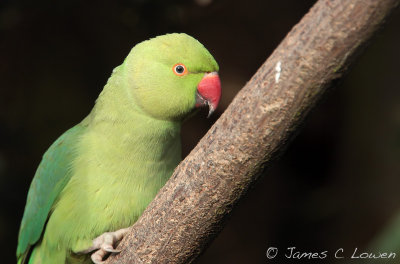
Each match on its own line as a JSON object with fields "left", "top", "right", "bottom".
{"left": 123, "top": 33, "right": 221, "bottom": 121}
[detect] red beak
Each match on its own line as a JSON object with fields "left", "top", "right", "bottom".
{"left": 196, "top": 72, "right": 221, "bottom": 117}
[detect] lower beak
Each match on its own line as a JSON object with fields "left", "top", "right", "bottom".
{"left": 195, "top": 72, "right": 221, "bottom": 117}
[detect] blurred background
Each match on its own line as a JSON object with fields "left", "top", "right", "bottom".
{"left": 1, "top": 0, "right": 399, "bottom": 263}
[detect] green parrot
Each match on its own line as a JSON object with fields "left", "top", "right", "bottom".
{"left": 17, "top": 33, "right": 221, "bottom": 264}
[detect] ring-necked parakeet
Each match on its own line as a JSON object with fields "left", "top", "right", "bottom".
{"left": 17, "top": 33, "right": 221, "bottom": 264}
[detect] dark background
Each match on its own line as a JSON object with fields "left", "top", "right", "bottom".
{"left": 1, "top": 0, "right": 400, "bottom": 263}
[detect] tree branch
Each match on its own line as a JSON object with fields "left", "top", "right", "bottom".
{"left": 106, "top": 0, "right": 399, "bottom": 263}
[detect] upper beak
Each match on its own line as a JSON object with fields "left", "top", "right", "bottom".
{"left": 195, "top": 72, "right": 221, "bottom": 117}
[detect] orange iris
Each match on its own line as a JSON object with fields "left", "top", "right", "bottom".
{"left": 172, "top": 63, "right": 188, "bottom": 76}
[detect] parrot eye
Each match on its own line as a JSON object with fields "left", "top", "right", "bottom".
{"left": 173, "top": 63, "right": 187, "bottom": 76}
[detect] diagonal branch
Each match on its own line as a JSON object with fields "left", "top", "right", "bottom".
{"left": 106, "top": 0, "right": 399, "bottom": 263}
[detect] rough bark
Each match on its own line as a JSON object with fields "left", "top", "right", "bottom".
{"left": 107, "top": 0, "right": 399, "bottom": 263}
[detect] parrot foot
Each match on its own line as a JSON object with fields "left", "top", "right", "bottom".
{"left": 79, "top": 227, "right": 130, "bottom": 264}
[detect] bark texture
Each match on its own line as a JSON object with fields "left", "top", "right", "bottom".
{"left": 107, "top": 0, "right": 399, "bottom": 263}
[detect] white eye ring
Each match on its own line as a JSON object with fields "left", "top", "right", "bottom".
{"left": 173, "top": 63, "right": 187, "bottom": 76}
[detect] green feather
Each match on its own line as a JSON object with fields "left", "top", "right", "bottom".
{"left": 17, "top": 125, "right": 84, "bottom": 263}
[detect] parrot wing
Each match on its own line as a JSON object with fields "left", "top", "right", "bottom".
{"left": 17, "top": 124, "right": 84, "bottom": 263}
